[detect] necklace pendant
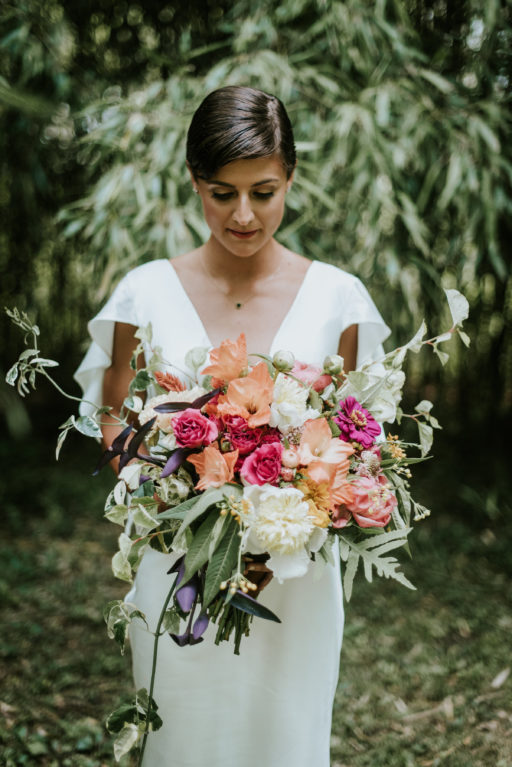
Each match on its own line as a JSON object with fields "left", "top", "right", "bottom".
{"left": 235, "top": 302, "right": 242, "bottom": 310}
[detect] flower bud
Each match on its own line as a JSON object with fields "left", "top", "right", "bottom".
{"left": 272, "top": 349, "right": 295, "bottom": 372}
{"left": 282, "top": 448, "right": 299, "bottom": 468}
{"left": 323, "top": 354, "right": 344, "bottom": 376}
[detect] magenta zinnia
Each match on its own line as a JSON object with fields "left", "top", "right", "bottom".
{"left": 334, "top": 396, "right": 381, "bottom": 449}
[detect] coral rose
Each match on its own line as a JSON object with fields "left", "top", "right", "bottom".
{"left": 344, "top": 473, "right": 397, "bottom": 528}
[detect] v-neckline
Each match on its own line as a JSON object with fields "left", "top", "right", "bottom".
{"left": 164, "top": 259, "right": 316, "bottom": 357}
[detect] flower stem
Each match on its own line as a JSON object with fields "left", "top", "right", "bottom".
{"left": 138, "top": 578, "right": 177, "bottom": 766}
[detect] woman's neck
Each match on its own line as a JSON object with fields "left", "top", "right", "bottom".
{"left": 200, "top": 236, "right": 285, "bottom": 284}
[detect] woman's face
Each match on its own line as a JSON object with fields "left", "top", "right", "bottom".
{"left": 194, "top": 155, "right": 292, "bottom": 258}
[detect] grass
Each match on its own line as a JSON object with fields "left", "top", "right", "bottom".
{"left": 0, "top": 431, "right": 511, "bottom": 766}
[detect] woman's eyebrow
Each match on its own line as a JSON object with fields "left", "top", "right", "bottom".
{"left": 206, "top": 178, "right": 280, "bottom": 188}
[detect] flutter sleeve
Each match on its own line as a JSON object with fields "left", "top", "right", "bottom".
{"left": 340, "top": 276, "right": 391, "bottom": 368}
{"left": 74, "top": 272, "right": 138, "bottom": 417}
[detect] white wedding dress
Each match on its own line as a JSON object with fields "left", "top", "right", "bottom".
{"left": 75, "top": 258, "right": 390, "bottom": 767}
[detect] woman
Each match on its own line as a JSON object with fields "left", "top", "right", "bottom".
{"left": 75, "top": 85, "right": 390, "bottom": 766}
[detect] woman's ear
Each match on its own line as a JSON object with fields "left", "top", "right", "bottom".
{"left": 286, "top": 165, "right": 296, "bottom": 192}
{"left": 186, "top": 162, "right": 199, "bottom": 194}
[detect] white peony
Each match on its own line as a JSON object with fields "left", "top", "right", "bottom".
{"left": 268, "top": 373, "right": 321, "bottom": 434}
{"left": 241, "top": 485, "right": 327, "bottom": 582}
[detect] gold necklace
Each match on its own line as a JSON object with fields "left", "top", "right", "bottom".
{"left": 200, "top": 252, "right": 286, "bottom": 310}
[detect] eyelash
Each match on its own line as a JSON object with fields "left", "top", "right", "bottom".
{"left": 211, "top": 191, "right": 275, "bottom": 201}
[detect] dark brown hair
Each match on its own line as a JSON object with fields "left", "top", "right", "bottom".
{"left": 186, "top": 85, "right": 296, "bottom": 180}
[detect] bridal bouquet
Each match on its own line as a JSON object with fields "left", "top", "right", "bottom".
{"left": 5, "top": 288, "right": 469, "bottom": 762}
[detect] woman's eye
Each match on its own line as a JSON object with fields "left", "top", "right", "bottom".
{"left": 253, "top": 191, "right": 274, "bottom": 199}
{"left": 212, "top": 191, "right": 234, "bottom": 201}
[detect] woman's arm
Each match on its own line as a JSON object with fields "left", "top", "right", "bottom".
{"left": 102, "top": 322, "right": 141, "bottom": 470}
{"left": 338, "top": 323, "right": 358, "bottom": 374}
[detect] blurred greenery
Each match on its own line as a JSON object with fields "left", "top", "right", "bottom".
{"left": 1, "top": 0, "right": 511, "bottom": 765}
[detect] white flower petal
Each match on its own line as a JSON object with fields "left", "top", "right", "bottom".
{"left": 267, "top": 548, "right": 311, "bottom": 582}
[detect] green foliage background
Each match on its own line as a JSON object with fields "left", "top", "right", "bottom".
{"left": 1, "top": 1, "right": 511, "bottom": 764}
{"left": 1, "top": 0, "right": 511, "bottom": 424}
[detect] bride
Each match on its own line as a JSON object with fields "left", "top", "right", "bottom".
{"left": 75, "top": 85, "right": 389, "bottom": 766}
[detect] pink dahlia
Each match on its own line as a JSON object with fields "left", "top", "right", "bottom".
{"left": 334, "top": 396, "right": 381, "bottom": 449}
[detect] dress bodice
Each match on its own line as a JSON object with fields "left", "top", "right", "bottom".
{"left": 74, "top": 258, "right": 390, "bottom": 417}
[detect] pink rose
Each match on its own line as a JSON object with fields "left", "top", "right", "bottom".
{"left": 240, "top": 442, "right": 283, "bottom": 486}
{"left": 344, "top": 473, "right": 397, "bottom": 528}
{"left": 291, "top": 361, "right": 332, "bottom": 393}
{"left": 171, "top": 408, "right": 218, "bottom": 449}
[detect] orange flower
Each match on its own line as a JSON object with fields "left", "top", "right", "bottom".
{"left": 217, "top": 362, "right": 274, "bottom": 428}
{"left": 298, "top": 418, "right": 354, "bottom": 468}
{"left": 305, "top": 461, "right": 355, "bottom": 512}
{"left": 154, "top": 371, "right": 186, "bottom": 392}
{"left": 188, "top": 445, "right": 239, "bottom": 491}
{"left": 201, "top": 333, "right": 248, "bottom": 386}
{"left": 295, "top": 475, "right": 331, "bottom": 528}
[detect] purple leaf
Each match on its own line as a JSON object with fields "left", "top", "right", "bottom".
{"left": 169, "top": 631, "right": 191, "bottom": 647}
{"left": 127, "top": 417, "right": 156, "bottom": 457}
{"left": 169, "top": 630, "right": 204, "bottom": 647}
{"left": 192, "top": 612, "right": 209, "bottom": 640}
{"left": 92, "top": 424, "right": 133, "bottom": 475}
{"left": 154, "top": 388, "right": 221, "bottom": 413}
{"left": 139, "top": 474, "right": 151, "bottom": 485}
{"left": 167, "top": 557, "right": 185, "bottom": 584}
{"left": 161, "top": 448, "right": 187, "bottom": 478}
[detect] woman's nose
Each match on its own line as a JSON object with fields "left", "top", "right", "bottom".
{"left": 232, "top": 195, "right": 254, "bottom": 226}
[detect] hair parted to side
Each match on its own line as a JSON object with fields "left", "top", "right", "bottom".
{"left": 186, "top": 85, "right": 296, "bottom": 180}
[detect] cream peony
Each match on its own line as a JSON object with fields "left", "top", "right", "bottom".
{"left": 241, "top": 485, "right": 327, "bottom": 582}
{"left": 268, "top": 373, "right": 321, "bottom": 434}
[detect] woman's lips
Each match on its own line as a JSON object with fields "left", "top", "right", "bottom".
{"left": 228, "top": 229, "right": 258, "bottom": 239}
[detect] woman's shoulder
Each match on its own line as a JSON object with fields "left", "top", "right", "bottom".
{"left": 310, "top": 260, "right": 365, "bottom": 292}
{"left": 121, "top": 258, "right": 172, "bottom": 284}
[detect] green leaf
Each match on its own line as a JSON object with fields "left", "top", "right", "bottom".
{"left": 340, "top": 528, "right": 414, "bottom": 601}
{"left": 162, "top": 606, "right": 181, "bottom": 634}
{"left": 183, "top": 511, "right": 222, "bottom": 582}
{"left": 129, "top": 369, "right": 152, "bottom": 393}
{"left": 105, "top": 504, "right": 129, "bottom": 526}
{"left": 5, "top": 363, "right": 18, "bottom": 385}
{"left": 230, "top": 591, "right": 281, "bottom": 622}
{"left": 73, "top": 415, "right": 102, "bottom": 439}
{"left": 157, "top": 494, "right": 200, "bottom": 520}
{"left": 203, "top": 515, "right": 240, "bottom": 606}
{"left": 445, "top": 289, "right": 469, "bottom": 326}
{"left": 55, "top": 427, "right": 71, "bottom": 460}
{"left": 458, "top": 329, "right": 471, "bottom": 347}
{"left": 417, "top": 421, "right": 433, "bottom": 456}
{"left": 106, "top": 702, "right": 138, "bottom": 734}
